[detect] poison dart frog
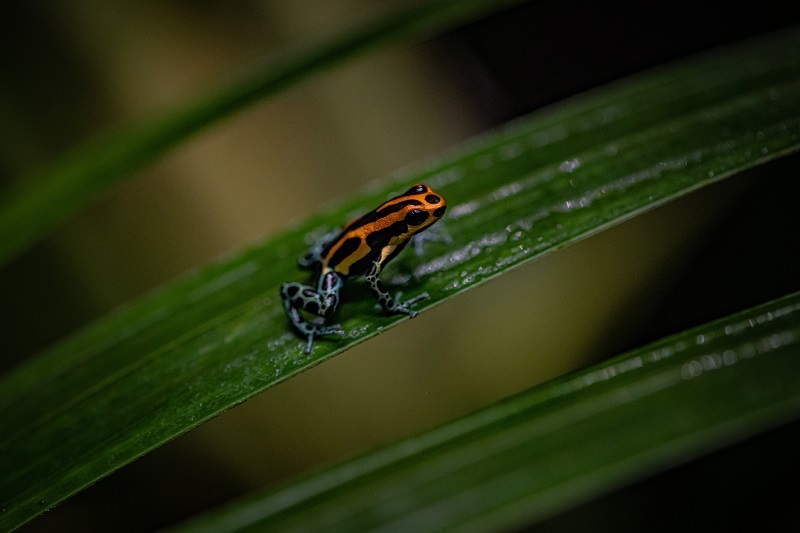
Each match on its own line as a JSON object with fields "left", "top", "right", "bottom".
{"left": 281, "top": 184, "right": 447, "bottom": 353}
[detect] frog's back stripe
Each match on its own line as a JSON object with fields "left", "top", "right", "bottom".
{"left": 338, "top": 198, "right": 424, "bottom": 238}
{"left": 321, "top": 183, "right": 445, "bottom": 275}
{"left": 365, "top": 220, "right": 412, "bottom": 250}
{"left": 326, "top": 237, "right": 361, "bottom": 271}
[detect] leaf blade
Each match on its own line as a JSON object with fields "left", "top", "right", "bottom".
{"left": 170, "top": 291, "right": 800, "bottom": 532}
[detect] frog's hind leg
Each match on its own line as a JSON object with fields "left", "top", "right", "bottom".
{"left": 281, "top": 281, "right": 345, "bottom": 353}
{"left": 285, "top": 302, "right": 344, "bottom": 353}
{"left": 364, "top": 262, "right": 429, "bottom": 317}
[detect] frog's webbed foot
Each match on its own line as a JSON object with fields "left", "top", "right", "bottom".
{"left": 389, "top": 291, "right": 430, "bottom": 318}
{"left": 299, "top": 321, "right": 345, "bottom": 354}
{"left": 286, "top": 307, "right": 345, "bottom": 354}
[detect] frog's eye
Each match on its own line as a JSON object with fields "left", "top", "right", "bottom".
{"left": 407, "top": 184, "right": 427, "bottom": 195}
{"left": 405, "top": 209, "right": 429, "bottom": 226}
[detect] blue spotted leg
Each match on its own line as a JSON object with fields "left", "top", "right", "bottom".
{"left": 280, "top": 271, "right": 345, "bottom": 353}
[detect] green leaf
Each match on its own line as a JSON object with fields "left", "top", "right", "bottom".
{"left": 169, "top": 291, "right": 800, "bottom": 532}
{"left": 1, "top": 27, "right": 799, "bottom": 531}
{"left": 0, "top": 0, "right": 528, "bottom": 266}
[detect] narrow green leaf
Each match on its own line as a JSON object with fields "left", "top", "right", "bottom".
{"left": 169, "top": 291, "right": 800, "bottom": 532}
{"left": 1, "top": 28, "right": 799, "bottom": 531}
{"left": 0, "top": 0, "right": 528, "bottom": 266}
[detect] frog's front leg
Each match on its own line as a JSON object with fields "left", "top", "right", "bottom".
{"left": 281, "top": 271, "right": 345, "bottom": 353}
{"left": 298, "top": 228, "right": 341, "bottom": 269}
{"left": 411, "top": 222, "right": 451, "bottom": 256}
{"left": 364, "top": 260, "right": 429, "bottom": 317}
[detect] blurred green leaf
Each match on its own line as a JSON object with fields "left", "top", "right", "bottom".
{"left": 169, "top": 291, "right": 800, "bottom": 532}
{"left": 1, "top": 27, "right": 799, "bottom": 531}
{"left": 0, "top": 0, "right": 528, "bottom": 266}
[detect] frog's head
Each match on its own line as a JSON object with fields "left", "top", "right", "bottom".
{"left": 395, "top": 183, "right": 446, "bottom": 235}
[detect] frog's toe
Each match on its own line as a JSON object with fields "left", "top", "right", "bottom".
{"left": 320, "top": 323, "right": 346, "bottom": 337}
{"left": 393, "top": 291, "right": 429, "bottom": 315}
{"left": 303, "top": 324, "right": 345, "bottom": 353}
